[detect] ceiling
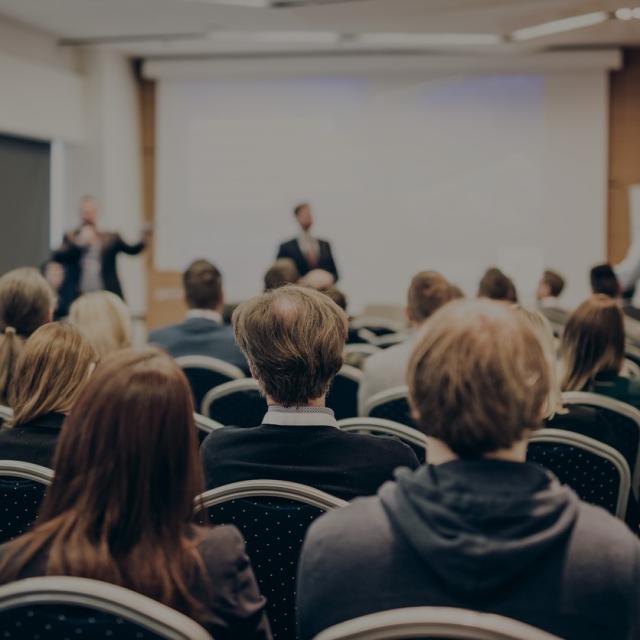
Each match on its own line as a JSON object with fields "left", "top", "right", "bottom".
{"left": 0, "top": 0, "right": 639, "bottom": 57}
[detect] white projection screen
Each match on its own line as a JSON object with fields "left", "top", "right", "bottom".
{"left": 155, "top": 65, "right": 608, "bottom": 311}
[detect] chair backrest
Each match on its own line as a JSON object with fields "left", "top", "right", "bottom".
{"left": 0, "top": 576, "right": 212, "bottom": 640}
{"left": 193, "top": 412, "right": 224, "bottom": 443}
{"left": 202, "top": 378, "right": 267, "bottom": 428}
{"left": 372, "top": 332, "right": 408, "bottom": 349}
{"left": 338, "top": 417, "right": 426, "bottom": 463}
{"left": 555, "top": 391, "right": 640, "bottom": 491}
{"left": 174, "top": 355, "right": 245, "bottom": 414}
{"left": 623, "top": 358, "right": 640, "bottom": 379}
{"left": 364, "top": 386, "right": 415, "bottom": 427}
{"left": 0, "top": 405, "right": 12, "bottom": 422}
{"left": 343, "top": 343, "right": 380, "bottom": 370}
{"left": 326, "top": 365, "right": 362, "bottom": 421}
{"left": 313, "top": 607, "right": 561, "bottom": 640}
{"left": 195, "top": 480, "right": 346, "bottom": 640}
{"left": 0, "top": 460, "right": 53, "bottom": 544}
{"left": 527, "top": 429, "right": 631, "bottom": 519}
{"left": 350, "top": 316, "right": 405, "bottom": 336}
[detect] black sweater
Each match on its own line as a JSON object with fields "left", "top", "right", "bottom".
{"left": 0, "top": 412, "right": 65, "bottom": 468}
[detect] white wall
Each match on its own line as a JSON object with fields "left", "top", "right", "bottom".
{"left": 153, "top": 58, "right": 611, "bottom": 311}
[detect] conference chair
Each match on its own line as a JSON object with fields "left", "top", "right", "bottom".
{"left": 623, "top": 358, "right": 640, "bottom": 379}
{"left": 549, "top": 391, "right": 640, "bottom": 492}
{"left": 0, "top": 576, "right": 212, "bottom": 640}
{"left": 0, "top": 460, "right": 53, "bottom": 544}
{"left": 202, "top": 378, "right": 267, "bottom": 428}
{"left": 351, "top": 316, "right": 405, "bottom": 337}
{"left": 195, "top": 480, "right": 347, "bottom": 640}
{"left": 312, "top": 607, "right": 561, "bottom": 640}
{"left": 193, "top": 412, "right": 223, "bottom": 443}
{"left": 326, "top": 365, "right": 362, "bottom": 420}
{"left": 338, "top": 417, "right": 426, "bottom": 463}
{"left": 527, "top": 429, "right": 631, "bottom": 520}
{"left": 0, "top": 404, "right": 12, "bottom": 427}
{"left": 175, "top": 355, "right": 245, "bottom": 414}
{"left": 363, "top": 386, "right": 414, "bottom": 427}
{"left": 343, "top": 343, "right": 380, "bottom": 370}
{"left": 371, "top": 332, "right": 408, "bottom": 349}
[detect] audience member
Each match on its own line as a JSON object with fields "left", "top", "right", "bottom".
{"left": 358, "top": 271, "right": 462, "bottom": 414}
{"left": 536, "top": 269, "right": 570, "bottom": 326}
{"left": 622, "top": 285, "right": 640, "bottom": 322}
{"left": 0, "top": 323, "right": 95, "bottom": 467}
{"left": 149, "top": 259, "right": 248, "bottom": 372}
{"left": 297, "top": 299, "right": 640, "bottom": 640}
{"left": 69, "top": 290, "right": 132, "bottom": 359}
{"left": 200, "top": 285, "right": 419, "bottom": 500}
{"left": 0, "top": 348, "right": 271, "bottom": 639}
{"left": 264, "top": 258, "right": 299, "bottom": 291}
{"left": 477, "top": 267, "right": 518, "bottom": 302}
{"left": 0, "top": 268, "right": 55, "bottom": 405}
{"left": 322, "top": 286, "right": 364, "bottom": 346}
{"left": 561, "top": 295, "right": 640, "bottom": 407}
{"left": 41, "top": 259, "right": 71, "bottom": 320}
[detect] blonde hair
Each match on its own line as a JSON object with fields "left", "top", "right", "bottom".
{"left": 513, "top": 305, "right": 565, "bottom": 419}
{"left": 560, "top": 294, "right": 625, "bottom": 392}
{"left": 69, "top": 292, "right": 132, "bottom": 359}
{"left": 10, "top": 323, "right": 96, "bottom": 426}
{"left": 233, "top": 285, "right": 348, "bottom": 406}
{"left": 408, "top": 299, "right": 549, "bottom": 458}
{"left": 0, "top": 268, "right": 55, "bottom": 404}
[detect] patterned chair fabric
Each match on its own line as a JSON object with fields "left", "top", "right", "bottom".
{"left": 204, "top": 380, "right": 267, "bottom": 428}
{"left": 365, "top": 388, "right": 415, "bottom": 428}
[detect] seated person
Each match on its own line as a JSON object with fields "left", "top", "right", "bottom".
{"left": 0, "top": 323, "right": 95, "bottom": 467}
{"left": 149, "top": 259, "right": 248, "bottom": 372}
{"left": 561, "top": 294, "right": 640, "bottom": 408}
{"left": 322, "top": 286, "right": 364, "bottom": 347}
{"left": 200, "top": 285, "right": 419, "bottom": 500}
{"left": 264, "top": 258, "right": 299, "bottom": 291}
{"left": 358, "top": 271, "right": 462, "bottom": 414}
{"left": 622, "top": 285, "right": 640, "bottom": 322}
{"left": 297, "top": 299, "right": 640, "bottom": 640}
{"left": 536, "top": 268, "right": 570, "bottom": 326}
{"left": 0, "top": 267, "right": 55, "bottom": 405}
{"left": 0, "top": 348, "right": 271, "bottom": 640}
{"left": 477, "top": 267, "right": 518, "bottom": 302}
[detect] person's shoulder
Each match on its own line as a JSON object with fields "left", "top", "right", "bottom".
{"left": 195, "top": 524, "right": 249, "bottom": 574}
{"left": 332, "top": 428, "right": 419, "bottom": 465}
{"left": 148, "top": 322, "right": 184, "bottom": 343}
{"left": 201, "top": 425, "right": 261, "bottom": 453}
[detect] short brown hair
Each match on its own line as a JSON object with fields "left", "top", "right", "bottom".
{"left": 10, "top": 323, "right": 96, "bottom": 425}
{"left": 407, "top": 271, "right": 462, "bottom": 324}
{"left": 323, "top": 287, "right": 347, "bottom": 311}
{"left": 264, "top": 258, "right": 299, "bottom": 291}
{"left": 478, "top": 267, "right": 518, "bottom": 302}
{"left": 408, "top": 299, "right": 549, "bottom": 458}
{"left": 183, "top": 260, "right": 223, "bottom": 309}
{"left": 233, "top": 285, "right": 348, "bottom": 406}
{"left": 560, "top": 294, "right": 625, "bottom": 391}
{"left": 542, "top": 270, "right": 565, "bottom": 297}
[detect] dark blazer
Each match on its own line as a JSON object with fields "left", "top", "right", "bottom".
{"left": 149, "top": 317, "right": 249, "bottom": 373}
{"left": 0, "top": 412, "right": 64, "bottom": 468}
{"left": 52, "top": 230, "right": 146, "bottom": 301}
{"left": 277, "top": 238, "right": 338, "bottom": 281}
{"left": 200, "top": 423, "right": 420, "bottom": 501}
{"left": 0, "top": 524, "right": 271, "bottom": 640}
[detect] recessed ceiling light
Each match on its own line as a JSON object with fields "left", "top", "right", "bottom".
{"left": 511, "top": 11, "right": 609, "bottom": 41}
{"left": 358, "top": 32, "right": 503, "bottom": 47}
{"left": 615, "top": 7, "right": 634, "bottom": 20}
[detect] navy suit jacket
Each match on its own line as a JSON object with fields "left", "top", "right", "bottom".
{"left": 149, "top": 317, "right": 249, "bottom": 373}
{"left": 277, "top": 238, "right": 338, "bottom": 281}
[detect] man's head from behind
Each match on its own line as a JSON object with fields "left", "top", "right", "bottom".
{"left": 233, "top": 285, "right": 348, "bottom": 407}
{"left": 264, "top": 258, "right": 299, "bottom": 291}
{"left": 478, "top": 268, "right": 518, "bottom": 303}
{"left": 408, "top": 299, "right": 549, "bottom": 459}
{"left": 590, "top": 264, "right": 620, "bottom": 299}
{"left": 537, "top": 269, "right": 565, "bottom": 301}
{"left": 407, "top": 271, "right": 463, "bottom": 326}
{"left": 183, "top": 260, "right": 223, "bottom": 311}
{"left": 294, "top": 203, "right": 313, "bottom": 232}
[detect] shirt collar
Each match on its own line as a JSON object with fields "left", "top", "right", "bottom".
{"left": 539, "top": 296, "right": 559, "bottom": 309}
{"left": 186, "top": 309, "right": 223, "bottom": 324}
{"left": 263, "top": 405, "right": 338, "bottom": 428}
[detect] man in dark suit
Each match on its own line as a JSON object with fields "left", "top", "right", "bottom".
{"left": 200, "top": 285, "right": 418, "bottom": 500}
{"left": 276, "top": 203, "right": 339, "bottom": 282}
{"left": 148, "top": 259, "right": 248, "bottom": 372}
{"left": 52, "top": 196, "right": 149, "bottom": 302}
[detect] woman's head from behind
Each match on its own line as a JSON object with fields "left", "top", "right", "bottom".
{"left": 10, "top": 323, "right": 95, "bottom": 426}
{"left": 0, "top": 267, "right": 55, "bottom": 403}
{"left": 561, "top": 294, "right": 625, "bottom": 391}
{"left": 69, "top": 291, "right": 132, "bottom": 359}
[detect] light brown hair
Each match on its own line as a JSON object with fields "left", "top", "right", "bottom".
{"left": 10, "top": 323, "right": 96, "bottom": 426}
{"left": 478, "top": 267, "right": 518, "bottom": 303}
{"left": 69, "top": 291, "right": 131, "bottom": 359}
{"left": 233, "top": 285, "right": 348, "bottom": 406}
{"left": 264, "top": 258, "right": 299, "bottom": 291}
{"left": 408, "top": 299, "right": 549, "bottom": 458}
{"left": 407, "top": 271, "right": 463, "bottom": 324}
{"left": 0, "top": 348, "right": 210, "bottom": 622}
{"left": 560, "top": 294, "right": 625, "bottom": 391}
{"left": 183, "top": 260, "right": 223, "bottom": 310}
{"left": 0, "top": 267, "right": 55, "bottom": 404}
{"left": 541, "top": 270, "right": 565, "bottom": 298}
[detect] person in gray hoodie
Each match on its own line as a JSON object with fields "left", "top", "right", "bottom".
{"left": 297, "top": 298, "right": 640, "bottom": 640}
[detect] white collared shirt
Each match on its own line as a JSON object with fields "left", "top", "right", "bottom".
{"left": 297, "top": 232, "right": 320, "bottom": 258}
{"left": 262, "top": 405, "right": 338, "bottom": 428}
{"left": 186, "top": 309, "right": 223, "bottom": 324}
{"left": 539, "top": 296, "right": 561, "bottom": 309}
